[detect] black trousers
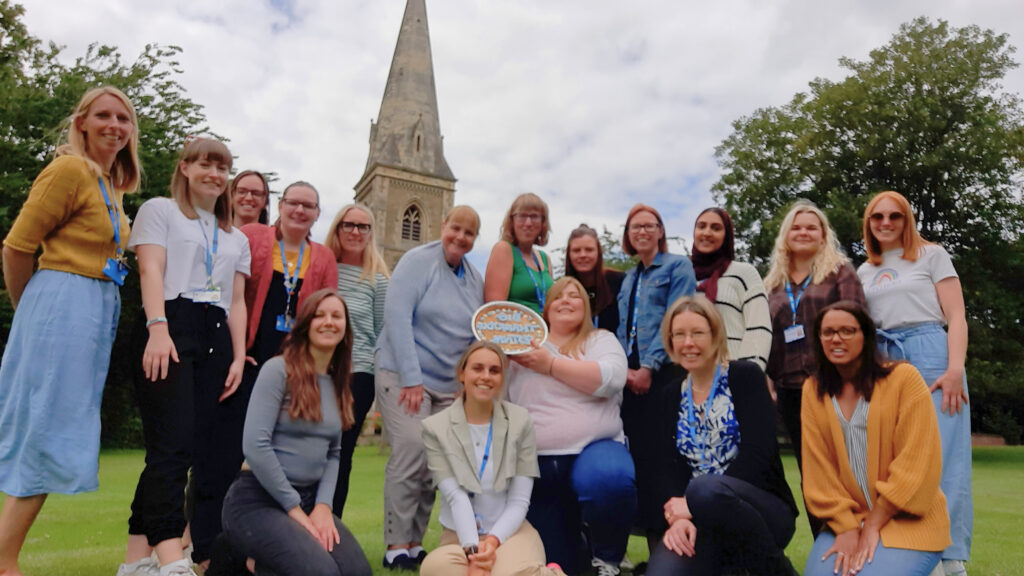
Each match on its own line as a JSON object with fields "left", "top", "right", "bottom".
{"left": 128, "top": 298, "right": 236, "bottom": 553}
{"left": 777, "top": 385, "right": 823, "bottom": 536}
{"left": 332, "top": 371, "right": 376, "bottom": 517}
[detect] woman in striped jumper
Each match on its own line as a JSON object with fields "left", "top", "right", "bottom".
{"left": 691, "top": 208, "right": 772, "bottom": 370}
{"left": 324, "top": 203, "right": 390, "bottom": 517}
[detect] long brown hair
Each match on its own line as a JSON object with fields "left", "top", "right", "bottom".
{"left": 169, "top": 137, "right": 234, "bottom": 232}
{"left": 810, "top": 300, "right": 895, "bottom": 401}
{"left": 229, "top": 170, "right": 270, "bottom": 225}
{"left": 564, "top": 224, "right": 615, "bottom": 316}
{"left": 280, "top": 289, "right": 355, "bottom": 428}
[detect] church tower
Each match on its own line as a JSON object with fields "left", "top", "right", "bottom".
{"left": 355, "top": 0, "right": 455, "bottom": 269}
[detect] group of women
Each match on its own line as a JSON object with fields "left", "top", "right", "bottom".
{"left": 0, "top": 86, "right": 972, "bottom": 576}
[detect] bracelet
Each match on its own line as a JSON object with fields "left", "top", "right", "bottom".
{"left": 145, "top": 316, "right": 168, "bottom": 328}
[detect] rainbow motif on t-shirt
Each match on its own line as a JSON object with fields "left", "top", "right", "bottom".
{"left": 870, "top": 268, "right": 898, "bottom": 286}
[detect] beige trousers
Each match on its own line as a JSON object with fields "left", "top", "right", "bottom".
{"left": 420, "top": 522, "right": 566, "bottom": 576}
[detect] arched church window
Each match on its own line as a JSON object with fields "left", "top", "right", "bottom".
{"left": 402, "top": 205, "right": 421, "bottom": 241}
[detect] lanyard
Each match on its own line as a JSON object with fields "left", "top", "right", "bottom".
{"left": 684, "top": 365, "right": 722, "bottom": 457}
{"left": 196, "top": 216, "right": 219, "bottom": 283}
{"left": 97, "top": 178, "right": 123, "bottom": 258}
{"left": 627, "top": 265, "right": 647, "bottom": 353}
{"left": 522, "top": 250, "right": 548, "bottom": 309}
{"left": 279, "top": 240, "right": 306, "bottom": 295}
{"left": 477, "top": 420, "right": 494, "bottom": 479}
{"left": 784, "top": 275, "right": 812, "bottom": 325}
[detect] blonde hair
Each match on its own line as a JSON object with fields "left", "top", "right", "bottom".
{"left": 456, "top": 341, "right": 508, "bottom": 399}
{"left": 542, "top": 277, "right": 595, "bottom": 359}
{"left": 660, "top": 295, "right": 730, "bottom": 368}
{"left": 444, "top": 205, "right": 481, "bottom": 234}
{"left": 499, "top": 193, "right": 550, "bottom": 247}
{"left": 862, "top": 191, "right": 932, "bottom": 266}
{"left": 325, "top": 203, "right": 391, "bottom": 281}
{"left": 764, "top": 200, "right": 849, "bottom": 290}
{"left": 169, "top": 137, "right": 234, "bottom": 232}
{"left": 58, "top": 86, "right": 142, "bottom": 193}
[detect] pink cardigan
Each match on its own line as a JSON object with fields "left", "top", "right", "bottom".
{"left": 241, "top": 223, "right": 338, "bottom": 351}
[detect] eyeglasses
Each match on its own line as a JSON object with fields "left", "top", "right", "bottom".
{"left": 670, "top": 330, "right": 710, "bottom": 342}
{"left": 629, "top": 223, "right": 660, "bottom": 233}
{"left": 281, "top": 198, "right": 318, "bottom": 211}
{"left": 869, "top": 212, "right": 904, "bottom": 222}
{"left": 340, "top": 221, "right": 372, "bottom": 234}
{"left": 513, "top": 213, "right": 544, "bottom": 223}
{"left": 820, "top": 326, "right": 860, "bottom": 340}
{"left": 234, "top": 187, "right": 267, "bottom": 199}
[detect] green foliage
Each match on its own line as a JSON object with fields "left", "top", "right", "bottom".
{"left": 0, "top": 0, "right": 214, "bottom": 447}
{"left": 713, "top": 17, "right": 1024, "bottom": 441}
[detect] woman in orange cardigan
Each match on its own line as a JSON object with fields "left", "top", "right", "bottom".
{"left": 801, "top": 301, "right": 949, "bottom": 576}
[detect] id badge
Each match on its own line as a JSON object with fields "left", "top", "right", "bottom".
{"left": 102, "top": 257, "right": 129, "bottom": 286}
{"left": 275, "top": 313, "right": 295, "bottom": 333}
{"left": 192, "top": 288, "right": 221, "bottom": 303}
{"left": 784, "top": 324, "right": 806, "bottom": 344}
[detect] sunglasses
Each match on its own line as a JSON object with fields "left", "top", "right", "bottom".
{"left": 869, "top": 212, "right": 904, "bottom": 222}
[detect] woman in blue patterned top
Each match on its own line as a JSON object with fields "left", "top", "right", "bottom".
{"left": 646, "top": 296, "right": 798, "bottom": 575}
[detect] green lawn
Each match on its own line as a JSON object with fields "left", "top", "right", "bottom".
{"left": 10, "top": 447, "right": 1024, "bottom": 575}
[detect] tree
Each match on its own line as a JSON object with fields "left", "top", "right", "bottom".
{"left": 0, "top": 0, "right": 215, "bottom": 446}
{"left": 713, "top": 17, "right": 1024, "bottom": 442}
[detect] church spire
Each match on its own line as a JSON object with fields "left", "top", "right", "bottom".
{"left": 362, "top": 0, "right": 454, "bottom": 182}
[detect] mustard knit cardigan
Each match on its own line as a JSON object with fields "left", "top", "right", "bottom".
{"left": 801, "top": 363, "right": 951, "bottom": 552}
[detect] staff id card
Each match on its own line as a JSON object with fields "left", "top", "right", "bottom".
{"left": 784, "top": 324, "right": 805, "bottom": 343}
{"left": 102, "top": 257, "right": 129, "bottom": 286}
{"left": 192, "top": 287, "right": 221, "bottom": 303}
{"left": 276, "top": 314, "right": 295, "bottom": 333}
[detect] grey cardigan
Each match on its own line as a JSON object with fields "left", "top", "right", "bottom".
{"left": 422, "top": 396, "right": 540, "bottom": 494}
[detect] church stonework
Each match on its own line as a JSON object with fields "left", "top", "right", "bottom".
{"left": 355, "top": 0, "right": 455, "bottom": 270}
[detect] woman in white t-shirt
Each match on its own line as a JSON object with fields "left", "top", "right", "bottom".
{"left": 858, "top": 190, "right": 972, "bottom": 576}
{"left": 507, "top": 277, "right": 634, "bottom": 576}
{"left": 118, "top": 138, "right": 251, "bottom": 576}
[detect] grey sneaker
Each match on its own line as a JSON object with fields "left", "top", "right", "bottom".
{"left": 943, "top": 560, "right": 968, "bottom": 576}
{"left": 116, "top": 558, "right": 160, "bottom": 576}
{"left": 592, "top": 557, "right": 621, "bottom": 576}
{"left": 159, "top": 558, "right": 197, "bottom": 576}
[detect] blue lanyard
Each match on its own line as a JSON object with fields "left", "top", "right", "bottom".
{"left": 196, "top": 217, "right": 219, "bottom": 282}
{"left": 784, "top": 275, "right": 812, "bottom": 325}
{"left": 627, "top": 266, "right": 647, "bottom": 352}
{"left": 477, "top": 420, "right": 494, "bottom": 479}
{"left": 522, "top": 250, "right": 548, "bottom": 309}
{"left": 97, "top": 178, "right": 123, "bottom": 258}
{"left": 278, "top": 240, "right": 306, "bottom": 295}
{"left": 684, "top": 365, "right": 722, "bottom": 456}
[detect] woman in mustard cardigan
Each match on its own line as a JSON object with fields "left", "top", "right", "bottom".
{"left": 801, "top": 301, "right": 949, "bottom": 576}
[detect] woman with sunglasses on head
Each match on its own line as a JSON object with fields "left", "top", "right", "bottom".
{"left": 857, "top": 191, "right": 972, "bottom": 576}
{"left": 230, "top": 170, "right": 270, "bottom": 227}
{"left": 801, "top": 301, "right": 949, "bottom": 576}
{"left": 616, "top": 203, "right": 696, "bottom": 541}
{"left": 324, "top": 203, "right": 390, "bottom": 517}
{"left": 421, "top": 341, "right": 565, "bottom": 576}
{"left": 219, "top": 289, "right": 371, "bottom": 576}
{"left": 0, "top": 86, "right": 140, "bottom": 576}
{"left": 647, "top": 295, "right": 798, "bottom": 576}
{"left": 691, "top": 208, "right": 771, "bottom": 370}
{"left": 484, "top": 193, "right": 554, "bottom": 315}
{"left": 564, "top": 224, "right": 625, "bottom": 332}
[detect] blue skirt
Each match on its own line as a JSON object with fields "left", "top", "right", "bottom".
{"left": 0, "top": 270, "right": 120, "bottom": 496}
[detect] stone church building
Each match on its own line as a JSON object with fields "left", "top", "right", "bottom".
{"left": 354, "top": 0, "right": 455, "bottom": 269}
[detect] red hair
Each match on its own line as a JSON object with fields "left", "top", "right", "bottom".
{"left": 622, "top": 203, "right": 668, "bottom": 255}
{"left": 862, "top": 191, "right": 931, "bottom": 266}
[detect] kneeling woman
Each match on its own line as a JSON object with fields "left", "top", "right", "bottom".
{"left": 802, "top": 301, "right": 949, "bottom": 576}
{"left": 221, "top": 289, "right": 371, "bottom": 576}
{"left": 648, "top": 296, "right": 797, "bottom": 576}
{"left": 421, "top": 341, "right": 563, "bottom": 576}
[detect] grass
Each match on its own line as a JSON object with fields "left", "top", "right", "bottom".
{"left": 10, "top": 446, "right": 1024, "bottom": 575}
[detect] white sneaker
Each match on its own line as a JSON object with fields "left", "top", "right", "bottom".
{"left": 943, "top": 560, "right": 968, "bottom": 576}
{"left": 592, "top": 557, "right": 621, "bottom": 576}
{"left": 116, "top": 558, "right": 160, "bottom": 576}
{"left": 159, "top": 558, "right": 197, "bottom": 576}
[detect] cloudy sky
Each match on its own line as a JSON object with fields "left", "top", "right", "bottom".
{"left": 20, "top": 0, "right": 1024, "bottom": 271}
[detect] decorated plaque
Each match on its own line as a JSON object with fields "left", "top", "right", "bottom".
{"left": 471, "top": 301, "right": 548, "bottom": 355}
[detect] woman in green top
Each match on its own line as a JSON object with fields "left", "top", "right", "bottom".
{"left": 484, "top": 193, "right": 554, "bottom": 315}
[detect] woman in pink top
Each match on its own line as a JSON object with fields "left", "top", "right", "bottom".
{"left": 507, "top": 277, "right": 634, "bottom": 576}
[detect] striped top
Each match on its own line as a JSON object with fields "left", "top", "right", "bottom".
{"left": 713, "top": 261, "right": 772, "bottom": 369}
{"left": 832, "top": 396, "right": 871, "bottom": 508}
{"left": 337, "top": 263, "right": 388, "bottom": 374}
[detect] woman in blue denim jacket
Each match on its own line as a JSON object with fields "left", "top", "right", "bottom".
{"left": 616, "top": 203, "right": 696, "bottom": 539}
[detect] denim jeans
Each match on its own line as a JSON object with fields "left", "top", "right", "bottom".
{"left": 877, "top": 322, "right": 973, "bottom": 561}
{"left": 527, "top": 439, "right": 636, "bottom": 575}
{"left": 646, "top": 474, "right": 795, "bottom": 576}
{"left": 804, "top": 530, "right": 940, "bottom": 576}
{"left": 221, "top": 472, "right": 371, "bottom": 576}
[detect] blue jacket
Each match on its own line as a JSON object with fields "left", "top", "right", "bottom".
{"left": 616, "top": 252, "right": 696, "bottom": 372}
